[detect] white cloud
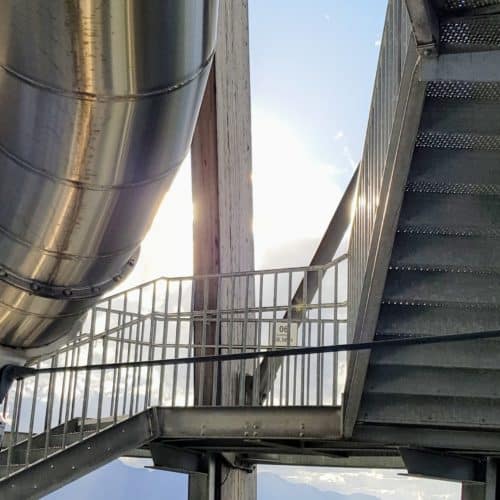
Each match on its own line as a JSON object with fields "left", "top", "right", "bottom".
{"left": 251, "top": 109, "right": 343, "bottom": 268}
{"left": 258, "top": 466, "right": 461, "bottom": 500}
{"left": 119, "top": 457, "right": 153, "bottom": 469}
{"left": 334, "top": 130, "right": 345, "bottom": 141}
{"left": 343, "top": 144, "right": 357, "bottom": 169}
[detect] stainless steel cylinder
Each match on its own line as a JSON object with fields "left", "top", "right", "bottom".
{"left": 0, "top": 0, "right": 217, "bottom": 351}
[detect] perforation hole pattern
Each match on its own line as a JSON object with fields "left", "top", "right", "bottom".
{"left": 441, "top": 18, "right": 500, "bottom": 48}
{"left": 444, "top": 0, "right": 500, "bottom": 10}
{"left": 416, "top": 131, "right": 500, "bottom": 150}
{"left": 406, "top": 181, "right": 500, "bottom": 196}
{"left": 427, "top": 81, "right": 500, "bottom": 100}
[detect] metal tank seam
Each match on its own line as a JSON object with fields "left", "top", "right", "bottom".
{"left": 0, "top": 297, "right": 89, "bottom": 320}
{"left": 0, "top": 248, "right": 139, "bottom": 300}
{"left": 0, "top": 142, "right": 185, "bottom": 191}
{"left": 0, "top": 52, "right": 215, "bottom": 102}
{"left": 0, "top": 222, "right": 142, "bottom": 261}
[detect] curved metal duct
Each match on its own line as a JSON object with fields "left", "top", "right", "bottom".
{"left": 0, "top": 0, "right": 217, "bottom": 357}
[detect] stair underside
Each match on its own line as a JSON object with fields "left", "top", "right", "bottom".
{"left": 358, "top": 3, "right": 500, "bottom": 431}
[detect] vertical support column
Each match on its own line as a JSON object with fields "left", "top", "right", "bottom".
{"left": 461, "top": 460, "right": 500, "bottom": 500}
{"left": 462, "top": 484, "right": 486, "bottom": 500}
{"left": 485, "top": 460, "right": 499, "bottom": 500}
{"left": 190, "top": 1, "right": 256, "bottom": 499}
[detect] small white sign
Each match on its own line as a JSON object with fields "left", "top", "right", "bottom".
{"left": 274, "top": 321, "right": 298, "bottom": 347}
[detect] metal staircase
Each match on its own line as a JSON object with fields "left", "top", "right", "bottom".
{"left": 344, "top": 0, "right": 500, "bottom": 457}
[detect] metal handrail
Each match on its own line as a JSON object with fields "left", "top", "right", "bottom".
{"left": 0, "top": 258, "right": 348, "bottom": 478}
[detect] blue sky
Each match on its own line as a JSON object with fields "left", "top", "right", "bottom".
{"left": 49, "top": 2, "right": 461, "bottom": 499}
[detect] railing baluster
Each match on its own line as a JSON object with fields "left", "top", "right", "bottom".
{"left": 81, "top": 309, "right": 96, "bottom": 441}
{"left": 10, "top": 255, "right": 349, "bottom": 475}
{"left": 171, "top": 280, "right": 183, "bottom": 407}
{"left": 159, "top": 280, "right": 170, "bottom": 406}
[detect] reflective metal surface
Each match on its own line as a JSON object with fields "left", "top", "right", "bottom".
{"left": 0, "top": 0, "right": 217, "bottom": 350}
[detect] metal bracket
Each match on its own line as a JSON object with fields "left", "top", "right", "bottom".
{"left": 405, "top": 0, "right": 440, "bottom": 57}
{"left": 400, "top": 448, "right": 486, "bottom": 483}
{"left": 150, "top": 442, "right": 210, "bottom": 475}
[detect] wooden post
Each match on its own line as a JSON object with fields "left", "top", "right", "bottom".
{"left": 190, "top": 1, "right": 256, "bottom": 499}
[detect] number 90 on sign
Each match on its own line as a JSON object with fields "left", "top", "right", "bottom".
{"left": 274, "top": 321, "right": 298, "bottom": 347}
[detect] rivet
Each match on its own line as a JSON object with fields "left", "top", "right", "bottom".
{"left": 0, "top": 269, "right": 7, "bottom": 278}
{"left": 244, "top": 432, "right": 249, "bottom": 437}
{"left": 114, "top": 276, "right": 122, "bottom": 282}
{"left": 253, "top": 431, "right": 258, "bottom": 437}
{"left": 31, "top": 283, "right": 40, "bottom": 292}
{"left": 92, "top": 286, "right": 100, "bottom": 294}
{"left": 128, "top": 259, "right": 136, "bottom": 266}
{"left": 299, "top": 432, "right": 304, "bottom": 437}
{"left": 63, "top": 289, "right": 73, "bottom": 297}
{"left": 72, "top": 466, "right": 76, "bottom": 470}
{"left": 50, "top": 465, "right": 55, "bottom": 469}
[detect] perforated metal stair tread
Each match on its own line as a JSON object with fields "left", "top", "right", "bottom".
{"left": 377, "top": 302, "right": 500, "bottom": 334}
{"left": 359, "top": 393, "right": 500, "bottom": 428}
{"left": 384, "top": 269, "right": 500, "bottom": 305}
{"left": 416, "top": 131, "right": 500, "bottom": 150}
{"left": 397, "top": 225, "right": 500, "bottom": 237}
{"left": 391, "top": 233, "right": 500, "bottom": 271}
{"left": 427, "top": 81, "right": 500, "bottom": 100}
{"left": 433, "top": 0, "right": 500, "bottom": 12}
{"left": 399, "top": 192, "right": 500, "bottom": 228}
{"left": 421, "top": 100, "right": 500, "bottom": 135}
{"left": 364, "top": 364, "right": 500, "bottom": 399}
{"left": 409, "top": 149, "right": 500, "bottom": 185}
{"left": 440, "top": 15, "right": 500, "bottom": 52}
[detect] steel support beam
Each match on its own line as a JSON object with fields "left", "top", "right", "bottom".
{"left": 343, "top": 40, "right": 427, "bottom": 438}
{"left": 155, "top": 407, "right": 342, "bottom": 441}
{"left": 405, "top": 0, "right": 439, "bottom": 55}
{"left": 0, "top": 411, "right": 158, "bottom": 500}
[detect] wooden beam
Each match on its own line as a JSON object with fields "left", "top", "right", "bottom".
{"left": 190, "top": 0, "right": 255, "bottom": 498}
